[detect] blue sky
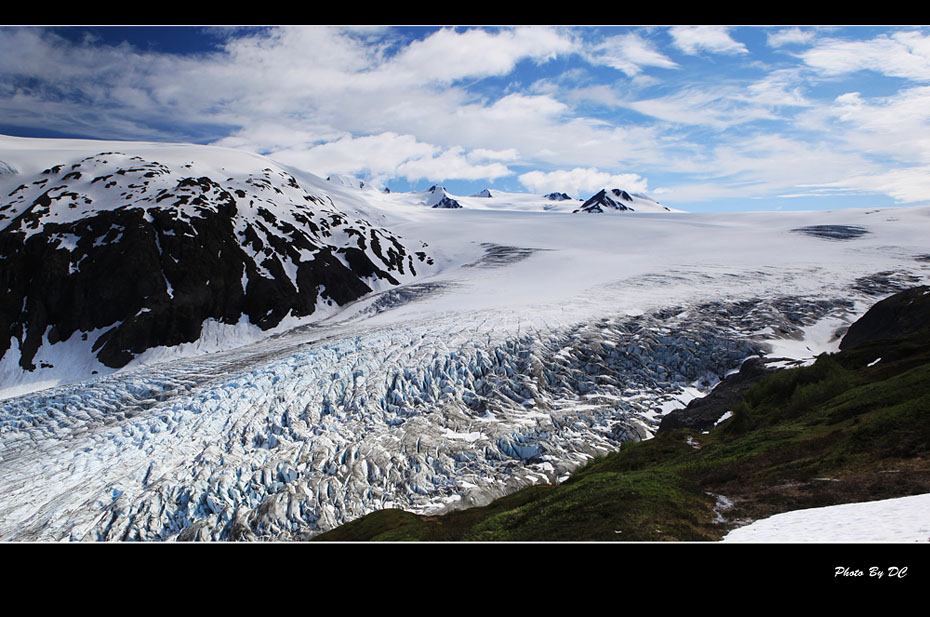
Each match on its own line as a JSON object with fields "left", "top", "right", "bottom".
{"left": 2, "top": 25, "right": 930, "bottom": 212}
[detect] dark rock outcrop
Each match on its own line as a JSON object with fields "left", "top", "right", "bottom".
{"left": 839, "top": 285, "right": 930, "bottom": 350}
{"left": 657, "top": 357, "right": 781, "bottom": 434}
{"left": 431, "top": 196, "right": 463, "bottom": 209}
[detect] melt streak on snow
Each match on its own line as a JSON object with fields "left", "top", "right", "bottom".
{"left": 1, "top": 136, "right": 930, "bottom": 541}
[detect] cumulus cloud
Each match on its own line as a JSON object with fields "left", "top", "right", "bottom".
{"left": 385, "top": 26, "right": 577, "bottom": 84}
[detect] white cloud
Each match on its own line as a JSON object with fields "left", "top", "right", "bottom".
{"left": 518, "top": 167, "right": 649, "bottom": 197}
{"left": 397, "top": 146, "right": 512, "bottom": 182}
{"left": 212, "top": 123, "right": 349, "bottom": 154}
{"left": 811, "top": 166, "right": 930, "bottom": 203}
{"left": 745, "top": 68, "right": 811, "bottom": 108}
{"left": 386, "top": 26, "right": 576, "bottom": 85}
{"left": 623, "top": 85, "right": 778, "bottom": 129}
{"left": 5, "top": 25, "right": 930, "bottom": 210}
{"left": 766, "top": 27, "right": 816, "bottom": 48}
{"left": 263, "top": 132, "right": 435, "bottom": 177}
{"left": 0, "top": 26, "right": 577, "bottom": 142}
{"left": 821, "top": 85, "right": 930, "bottom": 164}
{"left": 255, "top": 131, "right": 513, "bottom": 185}
{"left": 649, "top": 182, "right": 756, "bottom": 204}
{"left": 801, "top": 30, "right": 930, "bottom": 82}
{"left": 668, "top": 26, "right": 748, "bottom": 56}
{"left": 466, "top": 148, "right": 520, "bottom": 162}
{"left": 587, "top": 32, "right": 678, "bottom": 76}
{"left": 710, "top": 134, "right": 874, "bottom": 185}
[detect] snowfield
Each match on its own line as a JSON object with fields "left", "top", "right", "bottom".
{"left": 1, "top": 136, "right": 930, "bottom": 541}
{"left": 722, "top": 492, "right": 930, "bottom": 542}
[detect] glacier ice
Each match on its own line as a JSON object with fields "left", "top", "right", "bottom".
{"left": 0, "top": 287, "right": 869, "bottom": 541}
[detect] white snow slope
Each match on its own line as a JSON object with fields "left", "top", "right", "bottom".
{"left": 1, "top": 135, "right": 930, "bottom": 542}
{"left": 722, "top": 492, "right": 930, "bottom": 542}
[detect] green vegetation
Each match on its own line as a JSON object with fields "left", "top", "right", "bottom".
{"left": 315, "top": 295, "right": 930, "bottom": 542}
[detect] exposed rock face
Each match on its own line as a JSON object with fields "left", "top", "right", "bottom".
{"left": 545, "top": 192, "right": 573, "bottom": 201}
{"left": 0, "top": 152, "right": 432, "bottom": 371}
{"left": 839, "top": 285, "right": 930, "bottom": 350}
{"left": 431, "top": 196, "right": 463, "bottom": 209}
{"left": 657, "top": 357, "right": 780, "bottom": 434}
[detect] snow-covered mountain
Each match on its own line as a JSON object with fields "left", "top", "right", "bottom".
{"left": 422, "top": 185, "right": 463, "bottom": 209}
{"left": 0, "top": 136, "right": 433, "bottom": 395}
{"left": 383, "top": 184, "right": 674, "bottom": 214}
{"left": 573, "top": 188, "right": 678, "bottom": 213}
{"left": 1, "top": 135, "right": 929, "bottom": 542}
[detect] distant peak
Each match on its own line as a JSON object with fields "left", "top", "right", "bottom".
{"left": 573, "top": 188, "right": 674, "bottom": 214}
{"left": 472, "top": 189, "right": 493, "bottom": 198}
{"left": 574, "top": 188, "right": 634, "bottom": 213}
{"left": 423, "top": 185, "right": 461, "bottom": 208}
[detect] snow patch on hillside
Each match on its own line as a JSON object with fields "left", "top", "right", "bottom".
{"left": 723, "top": 493, "right": 930, "bottom": 542}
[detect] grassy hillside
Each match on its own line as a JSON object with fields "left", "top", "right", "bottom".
{"left": 314, "top": 288, "right": 930, "bottom": 542}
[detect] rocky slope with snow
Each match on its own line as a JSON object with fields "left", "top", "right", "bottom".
{"left": 0, "top": 140, "right": 432, "bottom": 394}
{"left": 573, "top": 188, "right": 677, "bottom": 213}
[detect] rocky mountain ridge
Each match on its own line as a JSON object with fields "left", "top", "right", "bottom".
{"left": 573, "top": 188, "right": 673, "bottom": 213}
{"left": 0, "top": 150, "right": 433, "bottom": 376}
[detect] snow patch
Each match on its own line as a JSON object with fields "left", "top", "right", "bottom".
{"left": 722, "top": 493, "right": 930, "bottom": 542}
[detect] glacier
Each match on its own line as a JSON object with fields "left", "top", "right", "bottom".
{"left": 1, "top": 136, "right": 930, "bottom": 541}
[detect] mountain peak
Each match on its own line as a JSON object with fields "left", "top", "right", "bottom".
{"left": 422, "top": 185, "right": 462, "bottom": 209}
{"left": 574, "top": 188, "right": 634, "bottom": 213}
{"left": 573, "top": 188, "right": 673, "bottom": 214}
